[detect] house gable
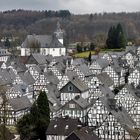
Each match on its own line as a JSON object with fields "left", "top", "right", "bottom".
{"left": 66, "top": 133, "right": 80, "bottom": 140}
{"left": 60, "top": 81, "right": 81, "bottom": 93}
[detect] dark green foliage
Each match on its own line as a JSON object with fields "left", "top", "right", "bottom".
{"left": 28, "top": 40, "right": 41, "bottom": 53}
{"left": 17, "top": 91, "right": 50, "bottom": 140}
{"left": 88, "top": 52, "right": 92, "bottom": 63}
{"left": 90, "top": 42, "right": 95, "bottom": 51}
{"left": 0, "top": 125, "right": 15, "bottom": 140}
{"left": 106, "top": 23, "right": 127, "bottom": 49}
{"left": 76, "top": 44, "right": 82, "bottom": 53}
{"left": 4, "top": 38, "right": 11, "bottom": 48}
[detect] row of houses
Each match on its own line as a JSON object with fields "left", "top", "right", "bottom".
{"left": 1, "top": 45, "right": 140, "bottom": 139}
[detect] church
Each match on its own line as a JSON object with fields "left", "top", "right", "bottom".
{"left": 21, "top": 22, "right": 66, "bottom": 57}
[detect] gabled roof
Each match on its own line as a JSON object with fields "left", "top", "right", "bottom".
{"left": 46, "top": 118, "right": 82, "bottom": 136}
{"left": 22, "top": 35, "right": 52, "bottom": 48}
{"left": 99, "top": 85, "right": 115, "bottom": 98}
{"left": 18, "top": 71, "right": 35, "bottom": 85}
{"left": 46, "top": 83, "right": 60, "bottom": 98}
{"left": 97, "top": 72, "right": 114, "bottom": 87}
{"left": 71, "top": 78, "right": 89, "bottom": 92}
{"left": 9, "top": 96, "right": 32, "bottom": 112}
{"left": 31, "top": 53, "right": 48, "bottom": 65}
{"left": 92, "top": 58, "right": 109, "bottom": 69}
{"left": 65, "top": 70, "right": 79, "bottom": 80}
{"left": 44, "top": 70, "right": 59, "bottom": 85}
{"left": 66, "top": 127, "right": 100, "bottom": 140}
{"left": 0, "top": 68, "right": 14, "bottom": 85}
{"left": 73, "top": 96, "right": 94, "bottom": 109}
{"left": 77, "top": 64, "right": 93, "bottom": 77}
{"left": 22, "top": 34, "right": 64, "bottom": 48}
{"left": 60, "top": 78, "right": 89, "bottom": 93}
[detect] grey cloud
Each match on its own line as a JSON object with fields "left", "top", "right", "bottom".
{"left": 0, "top": 0, "right": 140, "bottom": 13}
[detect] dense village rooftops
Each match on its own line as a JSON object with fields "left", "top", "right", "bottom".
{"left": 9, "top": 96, "right": 32, "bottom": 112}
{"left": 46, "top": 117, "right": 82, "bottom": 136}
{"left": 97, "top": 72, "right": 114, "bottom": 87}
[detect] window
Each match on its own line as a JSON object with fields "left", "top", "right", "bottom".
{"left": 69, "top": 104, "right": 75, "bottom": 109}
{"left": 68, "top": 85, "right": 73, "bottom": 92}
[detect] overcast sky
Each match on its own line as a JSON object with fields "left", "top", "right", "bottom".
{"left": 0, "top": 0, "right": 140, "bottom": 14}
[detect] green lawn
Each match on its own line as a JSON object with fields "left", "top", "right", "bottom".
{"left": 73, "top": 51, "right": 95, "bottom": 58}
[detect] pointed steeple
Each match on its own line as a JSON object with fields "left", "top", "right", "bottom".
{"left": 54, "top": 21, "right": 64, "bottom": 45}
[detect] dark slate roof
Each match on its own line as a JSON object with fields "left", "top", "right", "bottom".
{"left": 97, "top": 72, "right": 114, "bottom": 87}
{"left": 99, "top": 85, "right": 115, "bottom": 98}
{"left": 92, "top": 58, "right": 109, "bottom": 69}
{"left": 18, "top": 71, "right": 35, "bottom": 85}
{"left": 48, "top": 96, "right": 62, "bottom": 112}
{"left": 46, "top": 118, "right": 82, "bottom": 136}
{"left": 46, "top": 83, "right": 60, "bottom": 98}
{"left": 73, "top": 96, "right": 94, "bottom": 109}
{"left": 55, "top": 61, "right": 66, "bottom": 74}
{"left": 60, "top": 78, "right": 89, "bottom": 93}
{"left": 21, "top": 35, "right": 52, "bottom": 48}
{"left": 13, "top": 84, "right": 28, "bottom": 95}
{"left": 6, "top": 56, "right": 27, "bottom": 72}
{"left": 77, "top": 64, "right": 93, "bottom": 76}
{"left": 65, "top": 70, "right": 79, "bottom": 80}
{"left": 32, "top": 53, "right": 48, "bottom": 65}
{"left": 9, "top": 96, "right": 32, "bottom": 111}
{"left": 44, "top": 70, "right": 59, "bottom": 85}
{"left": 49, "top": 35, "right": 64, "bottom": 48}
{"left": 0, "top": 68, "right": 14, "bottom": 85}
{"left": 73, "top": 58, "right": 85, "bottom": 66}
{"left": 45, "top": 55, "right": 53, "bottom": 63}
{"left": 66, "top": 127, "right": 100, "bottom": 140}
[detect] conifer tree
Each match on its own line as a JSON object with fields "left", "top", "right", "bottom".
{"left": 17, "top": 91, "right": 50, "bottom": 140}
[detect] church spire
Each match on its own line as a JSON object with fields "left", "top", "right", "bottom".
{"left": 54, "top": 21, "right": 64, "bottom": 45}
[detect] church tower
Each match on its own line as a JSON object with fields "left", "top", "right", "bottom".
{"left": 54, "top": 21, "right": 64, "bottom": 45}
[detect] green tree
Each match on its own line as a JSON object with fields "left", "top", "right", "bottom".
{"left": 17, "top": 91, "right": 50, "bottom": 140}
{"left": 27, "top": 39, "right": 41, "bottom": 53}
{"left": 88, "top": 52, "right": 92, "bottom": 63}
{"left": 106, "top": 23, "right": 127, "bottom": 49}
{"left": 4, "top": 38, "right": 11, "bottom": 48}
{"left": 76, "top": 44, "right": 82, "bottom": 53}
{"left": 90, "top": 42, "right": 95, "bottom": 51}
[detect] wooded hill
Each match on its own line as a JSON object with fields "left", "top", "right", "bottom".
{"left": 0, "top": 9, "right": 140, "bottom": 45}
